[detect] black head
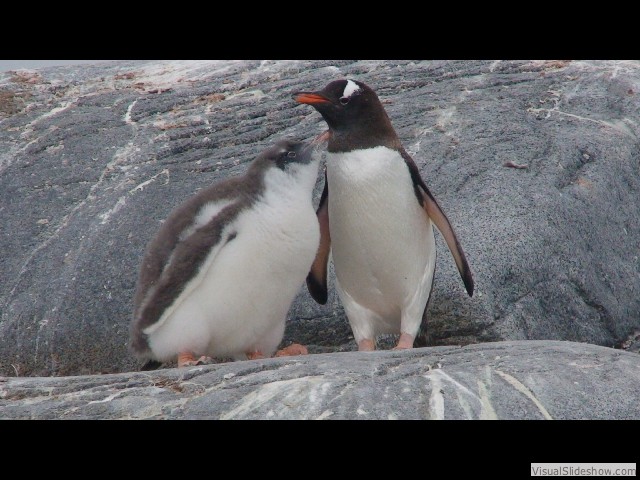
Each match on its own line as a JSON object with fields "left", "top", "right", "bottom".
{"left": 293, "top": 79, "right": 400, "bottom": 152}
{"left": 253, "top": 139, "right": 315, "bottom": 173}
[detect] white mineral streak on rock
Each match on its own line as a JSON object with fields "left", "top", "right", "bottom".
{"left": 88, "top": 391, "right": 124, "bottom": 404}
{"left": 124, "top": 100, "right": 137, "bottom": 125}
{"left": 435, "top": 105, "right": 456, "bottom": 133}
{"left": 224, "top": 89, "right": 266, "bottom": 102}
{"left": 315, "top": 410, "right": 334, "bottom": 420}
{"left": 129, "top": 169, "right": 170, "bottom": 194}
{"left": 427, "top": 371, "right": 445, "bottom": 420}
{"left": 477, "top": 366, "right": 498, "bottom": 420}
{"left": 134, "top": 61, "right": 242, "bottom": 92}
{"left": 495, "top": 369, "right": 553, "bottom": 420}
{"left": 220, "top": 376, "right": 327, "bottom": 419}
{"left": 431, "top": 369, "right": 480, "bottom": 401}
{"left": 99, "top": 196, "right": 127, "bottom": 225}
{"left": 456, "top": 390, "right": 475, "bottom": 420}
{"left": 425, "top": 368, "right": 484, "bottom": 419}
{"left": 34, "top": 101, "right": 75, "bottom": 124}
{"left": 356, "top": 405, "right": 369, "bottom": 415}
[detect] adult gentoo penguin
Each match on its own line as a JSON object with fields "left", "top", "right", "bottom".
{"left": 294, "top": 79, "right": 474, "bottom": 351}
{"left": 130, "top": 139, "right": 320, "bottom": 368}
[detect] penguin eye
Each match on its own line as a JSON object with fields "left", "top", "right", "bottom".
{"left": 339, "top": 97, "right": 350, "bottom": 105}
{"left": 287, "top": 151, "right": 296, "bottom": 158}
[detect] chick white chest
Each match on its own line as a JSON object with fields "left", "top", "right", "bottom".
{"left": 245, "top": 164, "right": 321, "bottom": 273}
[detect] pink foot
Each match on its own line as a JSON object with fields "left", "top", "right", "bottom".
{"left": 358, "top": 339, "right": 375, "bottom": 351}
{"left": 178, "top": 352, "right": 211, "bottom": 367}
{"left": 246, "top": 350, "right": 265, "bottom": 360}
{"left": 392, "top": 333, "right": 415, "bottom": 350}
{"left": 274, "top": 343, "right": 308, "bottom": 357}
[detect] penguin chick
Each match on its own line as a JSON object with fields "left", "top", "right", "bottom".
{"left": 130, "top": 139, "right": 320, "bottom": 368}
{"left": 294, "top": 79, "right": 473, "bottom": 351}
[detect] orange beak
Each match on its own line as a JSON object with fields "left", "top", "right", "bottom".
{"left": 294, "top": 92, "right": 330, "bottom": 104}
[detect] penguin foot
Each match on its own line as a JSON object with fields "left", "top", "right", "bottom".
{"left": 178, "top": 352, "right": 211, "bottom": 367}
{"left": 246, "top": 350, "right": 265, "bottom": 360}
{"left": 274, "top": 343, "right": 308, "bottom": 357}
{"left": 358, "top": 339, "right": 375, "bottom": 351}
{"left": 392, "top": 333, "right": 414, "bottom": 350}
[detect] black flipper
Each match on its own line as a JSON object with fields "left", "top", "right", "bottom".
{"left": 306, "top": 169, "right": 331, "bottom": 304}
{"left": 401, "top": 149, "right": 474, "bottom": 297}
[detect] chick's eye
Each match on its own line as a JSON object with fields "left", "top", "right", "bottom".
{"left": 339, "top": 97, "right": 350, "bottom": 105}
{"left": 287, "top": 151, "right": 296, "bottom": 158}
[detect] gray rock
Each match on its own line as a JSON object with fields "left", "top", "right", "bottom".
{"left": 1, "top": 341, "right": 638, "bottom": 419}
{"left": 1, "top": 60, "right": 639, "bottom": 377}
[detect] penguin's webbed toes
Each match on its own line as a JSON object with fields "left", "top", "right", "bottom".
{"left": 392, "top": 333, "right": 415, "bottom": 350}
{"left": 357, "top": 339, "right": 376, "bottom": 351}
{"left": 274, "top": 343, "right": 309, "bottom": 357}
{"left": 178, "top": 352, "right": 212, "bottom": 367}
{"left": 246, "top": 350, "right": 266, "bottom": 360}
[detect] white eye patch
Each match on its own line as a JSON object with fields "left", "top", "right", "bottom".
{"left": 342, "top": 79, "right": 361, "bottom": 99}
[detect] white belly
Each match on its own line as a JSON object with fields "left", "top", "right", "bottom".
{"left": 146, "top": 164, "right": 320, "bottom": 361}
{"left": 327, "top": 147, "right": 435, "bottom": 339}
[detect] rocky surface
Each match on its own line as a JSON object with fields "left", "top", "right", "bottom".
{"left": 1, "top": 60, "right": 639, "bottom": 377}
{"left": 1, "top": 341, "right": 638, "bottom": 419}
